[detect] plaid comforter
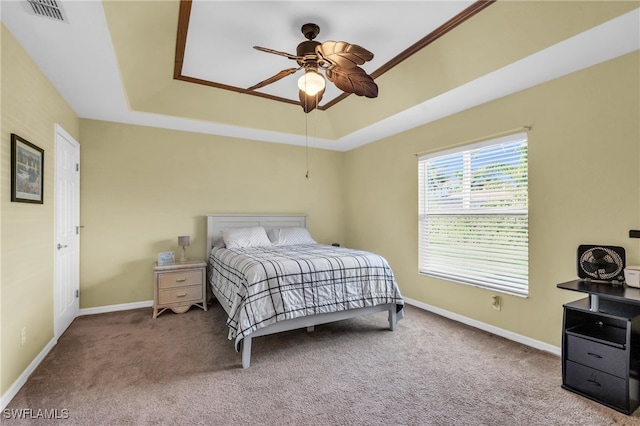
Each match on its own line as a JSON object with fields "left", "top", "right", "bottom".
{"left": 208, "top": 244, "right": 404, "bottom": 349}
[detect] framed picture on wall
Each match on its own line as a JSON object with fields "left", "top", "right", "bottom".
{"left": 11, "top": 133, "right": 44, "bottom": 204}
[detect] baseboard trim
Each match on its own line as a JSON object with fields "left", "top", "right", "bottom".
{"left": 78, "top": 300, "right": 153, "bottom": 316}
{"left": 404, "top": 297, "right": 561, "bottom": 357}
{"left": 1, "top": 337, "right": 57, "bottom": 410}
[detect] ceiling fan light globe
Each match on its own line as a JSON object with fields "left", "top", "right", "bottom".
{"left": 298, "top": 70, "right": 325, "bottom": 96}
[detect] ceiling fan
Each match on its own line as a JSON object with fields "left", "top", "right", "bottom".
{"left": 245, "top": 23, "right": 378, "bottom": 113}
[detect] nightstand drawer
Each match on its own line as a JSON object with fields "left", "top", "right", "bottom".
{"left": 566, "top": 335, "right": 627, "bottom": 378}
{"left": 565, "top": 360, "right": 627, "bottom": 410}
{"left": 158, "top": 285, "right": 203, "bottom": 305}
{"left": 157, "top": 270, "right": 203, "bottom": 289}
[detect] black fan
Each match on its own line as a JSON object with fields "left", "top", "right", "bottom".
{"left": 577, "top": 245, "right": 625, "bottom": 282}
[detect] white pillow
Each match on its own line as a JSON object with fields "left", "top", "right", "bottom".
{"left": 212, "top": 238, "right": 226, "bottom": 249}
{"left": 267, "top": 227, "right": 317, "bottom": 246}
{"left": 222, "top": 227, "right": 271, "bottom": 249}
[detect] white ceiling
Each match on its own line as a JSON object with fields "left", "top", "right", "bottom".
{"left": 181, "top": 1, "right": 474, "bottom": 106}
{"left": 1, "top": 1, "right": 639, "bottom": 151}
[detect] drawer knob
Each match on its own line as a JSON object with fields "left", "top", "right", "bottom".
{"left": 175, "top": 278, "right": 187, "bottom": 282}
{"left": 176, "top": 293, "right": 187, "bottom": 297}
{"left": 587, "top": 352, "right": 603, "bottom": 359}
{"left": 586, "top": 379, "right": 601, "bottom": 387}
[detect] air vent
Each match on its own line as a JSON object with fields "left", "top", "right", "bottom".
{"left": 25, "top": 0, "right": 68, "bottom": 22}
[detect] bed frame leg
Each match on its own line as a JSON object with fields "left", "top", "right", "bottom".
{"left": 242, "top": 336, "right": 252, "bottom": 368}
{"left": 388, "top": 306, "right": 397, "bottom": 331}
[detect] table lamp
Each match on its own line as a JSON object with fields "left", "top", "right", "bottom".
{"left": 178, "top": 235, "right": 190, "bottom": 262}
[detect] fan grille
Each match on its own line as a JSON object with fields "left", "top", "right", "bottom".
{"left": 579, "top": 246, "right": 624, "bottom": 280}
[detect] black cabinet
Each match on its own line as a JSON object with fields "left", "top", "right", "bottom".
{"left": 558, "top": 280, "right": 640, "bottom": 414}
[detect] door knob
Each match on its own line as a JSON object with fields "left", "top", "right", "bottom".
{"left": 57, "top": 243, "right": 68, "bottom": 250}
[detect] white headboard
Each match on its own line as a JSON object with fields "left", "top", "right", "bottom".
{"left": 205, "top": 214, "right": 308, "bottom": 259}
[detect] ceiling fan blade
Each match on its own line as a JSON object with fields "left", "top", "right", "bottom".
{"left": 253, "top": 46, "right": 301, "bottom": 61}
{"left": 299, "top": 88, "right": 324, "bottom": 113}
{"left": 316, "top": 41, "right": 374, "bottom": 69}
{"left": 325, "top": 66, "right": 378, "bottom": 98}
{"left": 245, "top": 67, "right": 301, "bottom": 92}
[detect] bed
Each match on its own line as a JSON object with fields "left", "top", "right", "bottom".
{"left": 206, "top": 214, "right": 404, "bottom": 368}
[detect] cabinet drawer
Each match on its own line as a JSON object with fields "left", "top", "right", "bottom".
{"left": 566, "top": 335, "right": 627, "bottom": 378}
{"left": 158, "top": 269, "right": 203, "bottom": 289}
{"left": 565, "top": 361, "right": 627, "bottom": 410}
{"left": 158, "top": 285, "right": 203, "bottom": 305}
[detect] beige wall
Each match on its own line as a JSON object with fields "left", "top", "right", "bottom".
{"left": 78, "top": 121, "right": 345, "bottom": 308}
{"left": 1, "top": 26, "right": 80, "bottom": 394}
{"left": 343, "top": 51, "right": 640, "bottom": 347}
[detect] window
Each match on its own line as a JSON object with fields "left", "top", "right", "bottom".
{"left": 418, "top": 132, "right": 529, "bottom": 296}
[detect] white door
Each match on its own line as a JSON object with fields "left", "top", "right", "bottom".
{"left": 54, "top": 124, "right": 80, "bottom": 338}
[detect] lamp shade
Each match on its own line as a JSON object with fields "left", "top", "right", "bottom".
{"left": 298, "top": 69, "right": 325, "bottom": 96}
{"left": 178, "top": 236, "right": 190, "bottom": 247}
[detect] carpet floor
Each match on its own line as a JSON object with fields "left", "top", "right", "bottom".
{"left": 5, "top": 303, "right": 640, "bottom": 425}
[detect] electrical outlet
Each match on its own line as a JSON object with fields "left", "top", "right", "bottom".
{"left": 20, "top": 327, "right": 26, "bottom": 346}
{"left": 492, "top": 295, "right": 502, "bottom": 311}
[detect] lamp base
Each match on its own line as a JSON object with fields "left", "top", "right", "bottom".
{"left": 180, "top": 246, "right": 187, "bottom": 262}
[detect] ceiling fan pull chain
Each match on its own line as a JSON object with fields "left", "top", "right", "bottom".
{"left": 305, "top": 109, "right": 310, "bottom": 180}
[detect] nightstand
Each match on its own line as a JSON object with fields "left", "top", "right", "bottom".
{"left": 558, "top": 279, "right": 640, "bottom": 414}
{"left": 153, "top": 259, "right": 207, "bottom": 318}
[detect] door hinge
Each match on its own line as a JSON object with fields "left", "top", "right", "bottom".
{"left": 75, "top": 289, "right": 79, "bottom": 298}
{"left": 76, "top": 163, "right": 79, "bottom": 172}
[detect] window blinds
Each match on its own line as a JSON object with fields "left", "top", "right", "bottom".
{"left": 418, "top": 132, "right": 529, "bottom": 296}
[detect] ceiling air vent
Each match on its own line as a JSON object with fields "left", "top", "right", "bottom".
{"left": 25, "top": 0, "right": 68, "bottom": 23}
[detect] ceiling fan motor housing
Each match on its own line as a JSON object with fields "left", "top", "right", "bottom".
{"left": 297, "top": 23, "right": 321, "bottom": 67}
{"left": 296, "top": 40, "right": 321, "bottom": 66}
